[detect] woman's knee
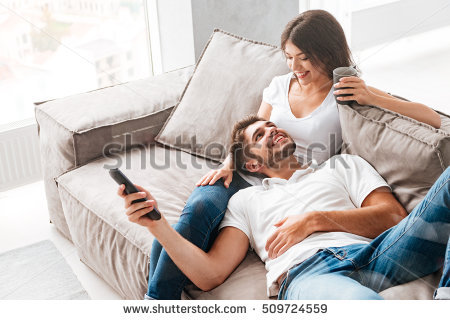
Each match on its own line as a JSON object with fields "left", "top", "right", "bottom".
{"left": 183, "top": 185, "right": 231, "bottom": 221}
{"left": 151, "top": 238, "right": 162, "bottom": 252}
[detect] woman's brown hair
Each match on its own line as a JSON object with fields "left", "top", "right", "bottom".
{"left": 281, "top": 10, "right": 356, "bottom": 79}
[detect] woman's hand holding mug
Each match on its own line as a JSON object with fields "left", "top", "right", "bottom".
{"left": 334, "top": 76, "right": 377, "bottom": 106}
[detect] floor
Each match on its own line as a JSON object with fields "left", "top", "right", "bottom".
{"left": 0, "top": 180, "right": 122, "bottom": 299}
{"left": 1, "top": 26, "right": 449, "bottom": 300}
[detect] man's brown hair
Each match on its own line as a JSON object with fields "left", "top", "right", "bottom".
{"left": 229, "top": 115, "right": 265, "bottom": 172}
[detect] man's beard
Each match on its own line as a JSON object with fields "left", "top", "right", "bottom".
{"left": 265, "top": 140, "right": 296, "bottom": 169}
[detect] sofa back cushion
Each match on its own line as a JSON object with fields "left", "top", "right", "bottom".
{"left": 156, "top": 29, "right": 289, "bottom": 162}
{"left": 339, "top": 103, "right": 450, "bottom": 213}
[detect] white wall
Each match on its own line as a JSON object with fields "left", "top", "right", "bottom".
{"left": 191, "top": 0, "right": 299, "bottom": 59}
{"left": 152, "top": 0, "right": 299, "bottom": 73}
{"left": 351, "top": 0, "right": 450, "bottom": 51}
{"left": 301, "top": 0, "right": 450, "bottom": 51}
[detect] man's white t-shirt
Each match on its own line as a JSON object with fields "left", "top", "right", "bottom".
{"left": 219, "top": 154, "right": 390, "bottom": 297}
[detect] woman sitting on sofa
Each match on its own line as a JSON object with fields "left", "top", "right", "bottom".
{"left": 145, "top": 9, "right": 441, "bottom": 300}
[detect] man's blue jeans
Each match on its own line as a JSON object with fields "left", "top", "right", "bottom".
{"left": 146, "top": 172, "right": 251, "bottom": 299}
{"left": 279, "top": 167, "right": 450, "bottom": 300}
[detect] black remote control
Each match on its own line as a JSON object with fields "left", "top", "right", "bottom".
{"left": 109, "top": 168, "right": 161, "bottom": 220}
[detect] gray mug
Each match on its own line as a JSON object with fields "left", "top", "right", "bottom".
{"left": 333, "top": 67, "right": 357, "bottom": 105}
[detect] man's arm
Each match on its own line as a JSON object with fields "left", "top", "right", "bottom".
{"left": 310, "top": 186, "right": 407, "bottom": 237}
{"left": 152, "top": 223, "right": 249, "bottom": 291}
{"left": 119, "top": 185, "right": 249, "bottom": 291}
{"left": 266, "top": 187, "right": 407, "bottom": 259}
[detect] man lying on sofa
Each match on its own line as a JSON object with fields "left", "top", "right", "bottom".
{"left": 118, "top": 115, "right": 449, "bottom": 300}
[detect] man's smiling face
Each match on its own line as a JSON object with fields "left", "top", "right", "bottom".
{"left": 243, "top": 121, "right": 296, "bottom": 171}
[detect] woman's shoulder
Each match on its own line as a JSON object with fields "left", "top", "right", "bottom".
{"left": 263, "top": 72, "right": 292, "bottom": 105}
{"left": 264, "top": 72, "right": 292, "bottom": 94}
{"left": 270, "top": 72, "right": 293, "bottom": 85}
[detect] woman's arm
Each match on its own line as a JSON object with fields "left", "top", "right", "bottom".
{"left": 257, "top": 101, "right": 272, "bottom": 120}
{"left": 368, "top": 86, "right": 441, "bottom": 128}
{"left": 334, "top": 77, "right": 441, "bottom": 129}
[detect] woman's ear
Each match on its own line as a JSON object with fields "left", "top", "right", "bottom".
{"left": 245, "top": 160, "right": 263, "bottom": 173}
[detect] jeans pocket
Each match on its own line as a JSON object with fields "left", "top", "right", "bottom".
{"left": 325, "top": 247, "right": 348, "bottom": 260}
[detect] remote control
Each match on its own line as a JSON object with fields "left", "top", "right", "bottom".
{"left": 109, "top": 168, "right": 161, "bottom": 220}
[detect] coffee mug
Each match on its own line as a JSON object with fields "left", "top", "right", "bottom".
{"left": 333, "top": 67, "right": 357, "bottom": 106}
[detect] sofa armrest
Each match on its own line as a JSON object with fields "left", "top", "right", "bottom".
{"left": 36, "top": 66, "right": 193, "bottom": 167}
{"left": 35, "top": 66, "right": 193, "bottom": 239}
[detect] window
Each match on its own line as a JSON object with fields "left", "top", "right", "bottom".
{"left": 0, "top": 0, "right": 153, "bottom": 126}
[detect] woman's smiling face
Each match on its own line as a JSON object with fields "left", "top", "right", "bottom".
{"left": 284, "top": 40, "right": 330, "bottom": 85}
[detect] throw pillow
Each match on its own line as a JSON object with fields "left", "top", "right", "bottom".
{"left": 156, "top": 29, "right": 289, "bottom": 162}
{"left": 339, "top": 103, "right": 450, "bottom": 213}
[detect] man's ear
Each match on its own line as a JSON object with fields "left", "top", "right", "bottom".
{"left": 245, "top": 160, "right": 263, "bottom": 173}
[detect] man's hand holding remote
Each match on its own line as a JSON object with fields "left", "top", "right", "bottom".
{"left": 117, "top": 183, "right": 214, "bottom": 288}
{"left": 117, "top": 184, "right": 169, "bottom": 233}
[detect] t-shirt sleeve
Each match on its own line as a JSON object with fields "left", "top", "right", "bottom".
{"left": 334, "top": 154, "right": 391, "bottom": 207}
{"left": 262, "top": 77, "right": 278, "bottom": 106}
{"left": 219, "top": 191, "right": 251, "bottom": 240}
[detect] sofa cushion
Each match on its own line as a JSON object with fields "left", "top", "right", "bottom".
{"left": 56, "top": 144, "right": 270, "bottom": 299}
{"left": 56, "top": 145, "right": 218, "bottom": 298}
{"left": 185, "top": 250, "right": 269, "bottom": 300}
{"left": 156, "top": 29, "right": 289, "bottom": 162}
{"left": 339, "top": 104, "right": 450, "bottom": 213}
{"left": 378, "top": 271, "right": 441, "bottom": 300}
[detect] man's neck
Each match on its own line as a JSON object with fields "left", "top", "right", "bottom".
{"left": 264, "top": 155, "right": 303, "bottom": 180}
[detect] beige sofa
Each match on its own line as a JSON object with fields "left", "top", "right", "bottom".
{"left": 35, "top": 30, "right": 450, "bottom": 300}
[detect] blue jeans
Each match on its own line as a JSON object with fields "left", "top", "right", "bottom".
{"left": 279, "top": 167, "right": 450, "bottom": 300}
{"left": 146, "top": 171, "right": 251, "bottom": 299}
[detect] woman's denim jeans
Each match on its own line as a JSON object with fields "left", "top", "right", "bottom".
{"left": 146, "top": 171, "right": 251, "bottom": 299}
{"left": 279, "top": 167, "right": 450, "bottom": 300}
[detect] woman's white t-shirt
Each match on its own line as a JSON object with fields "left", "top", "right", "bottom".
{"left": 264, "top": 72, "right": 342, "bottom": 165}
{"left": 237, "top": 72, "right": 343, "bottom": 186}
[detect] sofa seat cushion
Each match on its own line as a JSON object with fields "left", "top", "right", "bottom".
{"left": 378, "top": 271, "right": 441, "bottom": 299}
{"left": 55, "top": 144, "right": 271, "bottom": 299}
{"left": 185, "top": 250, "right": 269, "bottom": 300}
{"left": 56, "top": 145, "right": 217, "bottom": 255}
